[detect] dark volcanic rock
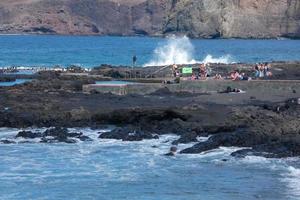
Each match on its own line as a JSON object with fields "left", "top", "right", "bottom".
{"left": 181, "top": 101, "right": 300, "bottom": 158}
{"left": 99, "top": 126, "right": 159, "bottom": 141}
{"left": 180, "top": 131, "right": 260, "bottom": 154}
{"left": 0, "top": 140, "right": 16, "bottom": 144}
{"left": 172, "top": 131, "right": 198, "bottom": 145}
{"left": 231, "top": 137, "right": 300, "bottom": 158}
{"left": 15, "top": 127, "right": 92, "bottom": 143}
{"left": 40, "top": 137, "right": 77, "bottom": 144}
{"left": 16, "top": 131, "right": 42, "bottom": 139}
{"left": 77, "top": 135, "right": 93, "bottom": 142}
{"left": 43, "top": 127, "right": 92, "bottom": 143}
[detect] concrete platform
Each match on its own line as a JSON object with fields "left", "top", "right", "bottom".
{"left": 83, "top": 80, "right": 300, "bottom": 95}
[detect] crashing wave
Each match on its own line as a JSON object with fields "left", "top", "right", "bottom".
{"left": 144, "top": 35, "right": 234, "bottom": 66}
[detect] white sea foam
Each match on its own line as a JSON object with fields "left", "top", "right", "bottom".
{"left": 281, "top": 166, "right": 300, "bottom": 199}
{"left": 144, "top": 35, "right": 197, "bottom": 66}
{"left": 201, "top": 54, "right": 234, "bottom": 64}
{"left": 144, "top": 35, "right": 235, "bottom": 66}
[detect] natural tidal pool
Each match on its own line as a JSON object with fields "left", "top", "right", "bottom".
{"left": 0, "top": 79, "right": 32, "bottom": 87}
{"left": 0, "top": 128, "right": 299, "bottom": 200}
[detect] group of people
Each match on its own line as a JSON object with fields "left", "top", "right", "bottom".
{"left": 172, "top": 62, "right": 273, "bottom": 81}
{"left": 230, "top": 71, "right": 251, "bottom": 81}
{"left": 191, "top": 64, "right": 211, "bottom": 80}
{"left": 173, "top": 64, "right": 213, "bottom": 80}
{"left": 254, "top": 63, "right": 272, "bottom": 78}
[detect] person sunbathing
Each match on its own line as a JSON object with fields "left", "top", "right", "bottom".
{"left": 230, "top": 71, "right": 240, "bottom": 80}
{"left": 214, "top": 74, "right": 223, "bottom": 80}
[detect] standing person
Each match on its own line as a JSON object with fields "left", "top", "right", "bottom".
{"left": 132, "top": 55, "right": 137, "bottom": 66}
{"left": 131, "top": 55, "right": 137, "bottom": 78}
{"left": 254, "top": 64, "right": 260, "bottom": 78}
{"left": 263, "top": 63, "right": 268, "bottom": 77}
{"left": 199, "top": 64, "right": 207, "bottom": 79}
{"left": 266, "top": 63, "right": 272, "bottom": 77}
{"left": 259, "top": 64, "right": 264, "bottom": 78}
{"left": 172, "top": 64, "right": 178, "bottom": 77}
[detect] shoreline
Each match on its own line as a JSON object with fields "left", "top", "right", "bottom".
{"left": 0, "top": 62, "right": 299, "bottom": 158}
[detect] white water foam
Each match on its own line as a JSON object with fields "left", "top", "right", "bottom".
{"left": 281, "top": 166, "right": 300, "bottom": 199}
{"left": 144, "top": 35, "right": 197, "bottom": 66}
{"left": 144, "top": 35, "right": 234, "bottom": 66}
{"left": 201, "top": 54, "right": 234, "bottom": 64}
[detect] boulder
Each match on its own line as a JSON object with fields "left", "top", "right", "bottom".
{"left": 231, "top": 137, "right": 300, "bottom": 158}
{"left": 172, "top": 131, "right": 198, "bottom": 145}
{"left": 0, "top": 140, "right": 16, "bottom": 144}
{"left": 16, "top": 131, "right": 42, "bottom": 139}
{"left": 180, "top": 131, "right": 265, "bottom": 154}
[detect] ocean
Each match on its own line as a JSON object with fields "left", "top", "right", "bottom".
{"left": 0, "top": 35, "right": 300, "bottom": 67}
{"left": 0, "top": 35, "right": 300, "bottom": 200}
{"left": 0, "top": 128, "right": 299, "bottom": 200}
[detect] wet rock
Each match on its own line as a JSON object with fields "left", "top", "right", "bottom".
{"left": 43, "top": 127, "right": 69, "bottom": 137}
{"left": 77, "top": 135, "right": 93, "bottom": 142}
{"left": 0, "top": 140, "right": 16, "bottom": 144}
{"left": 40, "top": 137, "right": 77, "bottom": 144}
{"left": 231, "top": 137, "right": 300, "bottom": 158}
{"left": 16, "top": 131, "right": 42, "bottom": 139}
{"left": 180, "top": 131, "right": 263, "bottom": 154}
{"left": 43, "top": 127, "right": 93, "bottom": 143}
{"left": 172, "top": 131, "right": 198, "bottom": 145}
{"left": 99, "top": 126, "right": 159, "bottom": 141}
{"left": 15, "top": 127, "right": 92, "bottom": 143}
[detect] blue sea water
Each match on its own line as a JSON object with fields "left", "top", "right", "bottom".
{"left": 0, "top": 35, "right": 300, "bottom": 67}
{"left": 0, "top": 36, "right": 300, "bottom": 200}
{"left": 0, "top": 128, "right": 299, "bottom": 200}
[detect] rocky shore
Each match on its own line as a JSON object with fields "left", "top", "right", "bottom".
{"left": 0, "top": 62, "right": 299, "bottom": 158}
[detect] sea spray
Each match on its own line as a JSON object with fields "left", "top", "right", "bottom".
{"left": 144, "top": 35, "right": 197, "bottom": 66}
{"left": 281, "top": 166, "right": 300, "bottom": 198}
{"left": 144, "top": 35, "right": 235, "bottom": 66}
{"left": 201, "top": 54, "right": 234, "bottom": 64}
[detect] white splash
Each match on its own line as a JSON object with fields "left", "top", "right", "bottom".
{"left": 144, "top": 35, "right": 235, "bottom": 66}
{"left": 281, "top": 166, "right": 300, "bottom": 199}
{"left": 144, "top": 35, "right": 198, "bottom": 66}
{"left": 201, "top": 54, "right": 234, "bottom": 64}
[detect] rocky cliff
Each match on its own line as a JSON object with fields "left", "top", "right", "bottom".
{"left": 0, "top": 0, "right": 299, "bottom": 38}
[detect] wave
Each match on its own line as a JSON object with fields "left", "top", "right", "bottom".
{"left": 144, "top": 35, "right": 235, "bottom": 66}
{"left": 144, "top": 35, "right": 198, "bottom": 66}
{"left": 281, "top": 166, "right": 300, "bottom": 199}
{"left": 201, "top": 54, "right": 234, "bottom": 64}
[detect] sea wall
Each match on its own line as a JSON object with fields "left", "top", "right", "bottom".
{"left": 83, "top": 80, "right": 300, "bottom": 95}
